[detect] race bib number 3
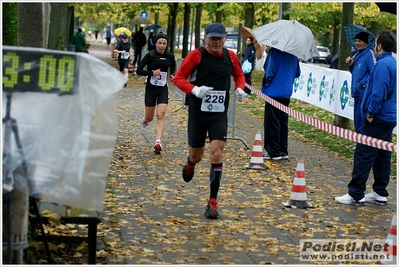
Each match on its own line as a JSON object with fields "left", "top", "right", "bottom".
{"left": 150, "top": 71, "right": 167, "bottom": 87}
{"left": 201, "top": 90, "right": 226, "bottom": 112}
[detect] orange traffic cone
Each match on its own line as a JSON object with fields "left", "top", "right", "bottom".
{"left": 381, "top": 212, "right": 397, "bottom": 265}
{"left": 245, "top": 129, "right": 268, "bottom": 170}
{"left": 283, "top": 156, "right": 308, "bottom": 208}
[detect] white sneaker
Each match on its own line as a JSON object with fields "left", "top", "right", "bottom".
{"left": 335, "top": 193, "right": 365, "bottom": 205}
{"left": 263, "top": 153, "right": 281, "bottom": 160}
{"left": 365, "top": 191, "right": 387, "bottom": 205}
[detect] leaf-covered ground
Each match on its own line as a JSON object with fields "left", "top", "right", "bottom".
{"left": 25, "top": 41, "right": 396, "bottom": 265}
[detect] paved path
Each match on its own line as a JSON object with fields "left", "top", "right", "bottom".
{"left": 88, "top": 40, "right": 396, "bottom": 265}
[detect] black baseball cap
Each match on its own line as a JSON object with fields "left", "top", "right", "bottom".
{"left": 121, "top": 34, "right": 128, "bottom": 39}
{"left": 206, "top": 23, "right": 227, "bottom": 38}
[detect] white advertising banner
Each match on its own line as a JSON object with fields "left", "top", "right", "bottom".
{"left": 293, "top": 63, "right": 354, "bottom": 120}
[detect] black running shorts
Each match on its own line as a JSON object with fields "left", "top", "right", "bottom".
{"left": 118, "top": 59, "right": 130, "bottom": 71}
{"left": 187, "top": 107, "right": 228, "bottom": 148}
{"left": 144, "top": 86, "right": 169, "bottom": 107}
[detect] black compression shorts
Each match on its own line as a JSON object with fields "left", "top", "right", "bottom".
{"left": 144, "top": 86, "right": 169, "bottom": 107}
{"left": 187, "top": 107, "right": 228, "bottom": 148}
{"left": 118, "top": 59, "right": 130, "bottom": 71}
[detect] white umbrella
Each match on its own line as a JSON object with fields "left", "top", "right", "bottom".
{"left": 253, "top": 19, "right": 319, "bottom": 61}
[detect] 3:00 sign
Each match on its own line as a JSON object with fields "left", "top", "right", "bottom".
{"left": 2, "top": 47, "right": 79, "bottom": 94}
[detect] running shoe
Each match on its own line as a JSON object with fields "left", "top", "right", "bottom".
{"left": 263, "top": 153, "right": 281, "bottom": 160}
{"left": 182, "top": 156, "right": 195, "bottom": 182}
{"left": 204, "top": 198, "right": 219, "bottom": 219}
{"left": 365, "top": 191, "right": 387, "bottom": 205}
{"left": 280, "top": 152, "right": 289, "bottom": 159}
{"left": 141, "top": 117, "right": 148, "bottom": 128}
{"left": 154, "top": 140, "right": 162, "bottom": 153}
{"left": 335, "top": 193, "right": 365, "bottom": 205}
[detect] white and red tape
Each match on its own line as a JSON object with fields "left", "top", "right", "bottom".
{"left": 246, "top": 84, "right": 397, "bottom": 153}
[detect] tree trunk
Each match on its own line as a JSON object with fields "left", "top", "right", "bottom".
{"left": 242, "top": 3, "right": 255, "bottom": 53}
{"left": 194, "top": 4, "right": 202, "bottom": 48}
{"left": 17, "top": 3, "right": 50, "bottom": 48}
{"left": 215, "top": 3, "right": 222, "bottom": 22}
{"left": 244, "top": 3, "right": 255, "bottom": 28}
{"left": 281, "top": 3, "right": 291, "bottom": 20}
{"left": 182, "top": 3, "right": 191, "bottom": 57}
{"left": 370, "top": 21, "right": 378, "bottom": 37}
{"left": 167, "top": 3, "right": 178, "bottom": 54}
{"left": 68, "top": 6, "right": 75, "bottom": 45}
{"left": 335, "top": 2, "right": 354, "bottom": 129}
{"left": 48, "top": 3, "right": 69, "bottom": 50}
{"left": 331, "top": 18, "right": 340, "bottom": 56}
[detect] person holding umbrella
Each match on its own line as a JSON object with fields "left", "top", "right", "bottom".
{"left": 251, "top": 20, "right": 317, "bottom": 160}
{"left": 345, "top": 31, "right": 376, "bottom": 141}
{"left": 237, "top": 37, "right": 256, "bottom": 95}
{"left": 262, "top": 47, "right": 301, "bottom": 160}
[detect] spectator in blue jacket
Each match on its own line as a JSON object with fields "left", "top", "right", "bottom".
{"left": 336, "top": 32, "right": 396, "bottom": 205}
{"left": 346, "top": 31, "right": 376, "bottom": 135}
{"left": 261, "top": 48, "right": 300, "bottom": 160}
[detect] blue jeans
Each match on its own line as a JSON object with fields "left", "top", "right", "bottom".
{"left": 348, "top": 118, "right": 396, "bottom": 200}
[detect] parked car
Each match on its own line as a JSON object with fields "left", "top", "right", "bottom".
{"left": 224, "top": 40, "right": 237, "bottom": 54}
{"left": 312, "top": 46, "right": 332, "bottom": 64}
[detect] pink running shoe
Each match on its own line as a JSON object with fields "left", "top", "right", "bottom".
{"left": 154, "top": 140, "right": 162, "bottom": 153}
{"left": 141, "top": 117, "right": 148, "bottom": 128}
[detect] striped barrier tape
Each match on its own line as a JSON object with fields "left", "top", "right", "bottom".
{"left": 246, "top": 84, "right": 397, "bottom": 153}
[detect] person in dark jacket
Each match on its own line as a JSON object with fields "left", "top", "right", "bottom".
{"left": 261, "top": 48, "right": 300, "bottom": 160}
{"left": 71, "top": 28, "right": 86, "bottom": 52}
{"left": 105, "top": 26, "right": 112, "bottom": 48}
{"left": 147, "top": 31, "right": 156, "bottom": 51}
{"left": 335, "top": 32, "right": 396, "bottom": 205}
{"left": 238, "top": 37, "right": 256, "bottom": 95}
{"left": 132, "top": 26, "right": 147, "bottom": 67}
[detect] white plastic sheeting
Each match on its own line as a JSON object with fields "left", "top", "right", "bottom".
{"left": 2, "top": 46, "right": 125, "bottom": 210}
